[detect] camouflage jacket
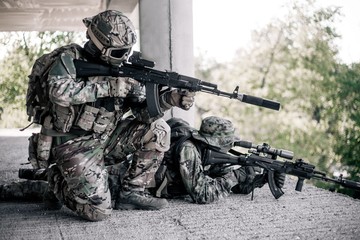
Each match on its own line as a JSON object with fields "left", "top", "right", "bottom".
{"left": 156, "top": 139, "right": 237, "bottom": 204}
{"left": 46, "top": 43, "right": 163, "bottom": 134}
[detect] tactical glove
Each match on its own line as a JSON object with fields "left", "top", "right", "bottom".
{"left": 231, "top": 166, "right": 267, "bottom": 194}
{"left": 161, "top": 89, "right": 195, "bottom": 110}
{"left": 108, "top": 77, "right": 134, "bottom": 98}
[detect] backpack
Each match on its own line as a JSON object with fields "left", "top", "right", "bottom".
{"left": 153, "top": 118, "right": 199, "bottom": 197}
{"left": 25, "top": 43, "right": 82, "bottom": 124}
{"left": 166, "top": 118, "right": 197, "bottom": 157}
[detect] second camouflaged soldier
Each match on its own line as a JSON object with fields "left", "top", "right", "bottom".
{"left": 24, "top": 10, "right": 195, "bottom": 221}
{"left": 149, "top": 116, "right": 286, "bottom": 203}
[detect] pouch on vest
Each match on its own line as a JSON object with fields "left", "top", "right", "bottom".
{"left": 93, "top": 107, "right": 115, "bottom": 134}
{"left": 36, "top": 133, "right": 52, "bottom": 166}
{"left": 28, "top": 133, "right": 49, "bottom": 169}
{"left": 76, "top": 105, "right": 99, "bottom": 131}
{"left": 53, "top": 104, "right": 75, "bottom": 132}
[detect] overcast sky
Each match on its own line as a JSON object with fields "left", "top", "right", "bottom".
{"left": 193, "top": 0, "right": 360, "bottom": 64}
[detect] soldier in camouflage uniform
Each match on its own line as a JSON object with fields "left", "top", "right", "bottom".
{"left": 23, "top": 10, "right": 195, "bottom": 221}
{"left": 0, "top": 116, "right": 284, "bottom": 207}
{"left": 150, "top": 116, "right": 286, "bottom": 204}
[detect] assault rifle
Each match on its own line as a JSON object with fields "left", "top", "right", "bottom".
{"left": 204, "top": 140, "right": 360, "bottom": 199}
{"left": 73, "top": 51, "right": 280, "bottom": 117}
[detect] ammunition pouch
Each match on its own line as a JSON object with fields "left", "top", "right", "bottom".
{"left": 75, "top": 105, "right": 99, "bottom": 131}
{"left": 53, "top": 104, "right": 75, "bottom": 133}
{"left": 37, "top": 133, "right": 52, "bottom": 164}
{"left": 75, "top": 105, "right": 116, "bottom": 136}
{"left": 93, "top": 107, "right": 115, "bottom": 134}
{"left": 28, "top": 133, "right": 51, "bottom": 169}
{"left": 28, "top": 115, "right": 54, "bottom": 169}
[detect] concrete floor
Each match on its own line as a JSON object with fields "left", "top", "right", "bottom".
{"left": 1, "top": 132, "right": 360, "bottom": 240}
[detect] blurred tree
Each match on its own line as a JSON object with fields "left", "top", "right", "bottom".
{"left": 0, "top": 31, "right": 85, "bottom": 127}
{"left": 194, "top": 0, "right": 359, "bottom": 197}
{"left": 326, "top": 63, "right": 360, "bottom": 197}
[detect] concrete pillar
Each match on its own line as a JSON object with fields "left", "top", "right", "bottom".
{"left": 138, "top": 0, "right": 195, "bottom": 126}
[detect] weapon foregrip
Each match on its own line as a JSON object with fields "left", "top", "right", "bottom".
{"left": 295, "top": 177, "right": 305, "bottom": 191}
{"left": 242, "top": 95, "right": 280, "bottom": 111}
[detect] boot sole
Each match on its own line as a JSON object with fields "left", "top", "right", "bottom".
{"left": 115, "top": 203, "right": 161, "bottom": 210}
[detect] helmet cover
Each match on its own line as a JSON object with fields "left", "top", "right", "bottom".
{"left": 193, "top": 116, "right": 240, "bottom": 149}
{"left": 83, "top": 10, "right": 137, "bottom": 65}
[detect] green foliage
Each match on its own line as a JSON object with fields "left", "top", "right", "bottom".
{"left": 0, "top": 31, "right": 85, "bottom": 127}
{"left": 329, "top": 63, "right": 360, "bottom": 181}
{"left": 194, "top": 1, "right": 359, "bottom": 197}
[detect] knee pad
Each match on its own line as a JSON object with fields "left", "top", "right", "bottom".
{"left": 143, "top": 118, "right": 170, "bottom": 152}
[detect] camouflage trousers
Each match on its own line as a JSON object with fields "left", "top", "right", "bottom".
{"left": 48, "top": 118, "right": 169, "bottom": 221}
{"left": 1, "top": 161, "right": 141, "bottom": 208}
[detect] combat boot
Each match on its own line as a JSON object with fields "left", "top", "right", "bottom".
{"left": 115, "top": 190, "right": 168, "bottom": 210}
{"left": 43, "top": 190, "right": 63, "bottom": 210}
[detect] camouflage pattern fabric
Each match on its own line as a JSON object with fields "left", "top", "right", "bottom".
{"left": 83, "top": 10, "right": 137, "bottom": 65}
{"left": 177, "top": 140, "right": 238, "bottom": 204}
{"left": 41, "top": 42, "right": 169, "bottom": 220}
{"left": 107, "top": 118, "right": 169, "bottom": 192}
{"left": 150, "top": 117, "right": 248, "bottom": 204}
{"left": 21, "top": 10, "right": 182, "bottom": 220}
{"left": 192, "top": 116, "right": 240, "bottom": 149}
{"left": 0, "top": 180, "right": 48, "bottom": 202}
{"left": 49, "top": 136, "right": 112, "bottom": 221}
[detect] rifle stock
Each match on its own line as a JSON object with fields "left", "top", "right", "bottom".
{"left": 73, "top": 51, "right": 281, "bottom": 117}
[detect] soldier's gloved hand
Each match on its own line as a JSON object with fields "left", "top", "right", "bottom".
{"left": 165, "top": 89, "right": 196, "bottom": 110}
{"left": 274, "top": 171, "right": 286, "bottom": 188}
{"left": 231, "top": 166, "right": 267, "bottom": 194}
{"left": 109, "top": 77, "right": 134, "bottom": 98}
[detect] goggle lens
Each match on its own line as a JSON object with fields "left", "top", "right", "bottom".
{"left": 109, "top": 48, "right": 129, "bottom": 59}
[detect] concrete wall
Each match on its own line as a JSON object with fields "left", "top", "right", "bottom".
{"left": 138, "top": 0, "right": 195, "bottom": 125}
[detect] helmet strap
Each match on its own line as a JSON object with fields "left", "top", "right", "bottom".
{"left": 87, "top": 26, "right": 107, "bottom": 54}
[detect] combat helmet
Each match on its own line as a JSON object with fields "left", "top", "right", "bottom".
{"left": 83, "top": 10, "right": 137, "bottom": 66}
{"left": 193, "top": 116, "right": 240, "bottom": 150}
